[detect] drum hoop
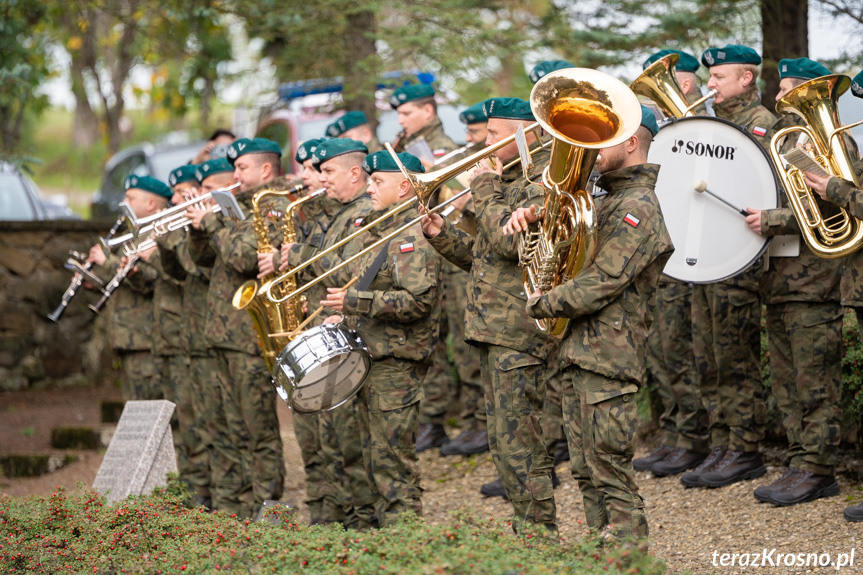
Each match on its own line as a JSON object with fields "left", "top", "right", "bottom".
{"left": 654, "top": 115, "right": 780, "bottom": 284}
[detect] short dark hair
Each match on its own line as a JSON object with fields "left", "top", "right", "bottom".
{"left": 208, "top": 129, "right": 236, "bottom": 141}
{"left": 249, "top": 152, "right": 281, "bottom": 175}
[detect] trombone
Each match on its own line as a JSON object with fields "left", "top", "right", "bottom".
{"left": 265, "top": 129, "right": 551, "bottom": 304}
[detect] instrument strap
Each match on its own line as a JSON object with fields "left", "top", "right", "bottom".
{"left": 356, "top": 241, "right": 391, "bottom": 292}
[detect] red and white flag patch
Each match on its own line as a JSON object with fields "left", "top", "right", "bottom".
{"left": 400, "top": 242, "right": 414, "bottom": 253}
{"left": 752, "top": 126, "right": 767, "bottom": 137}
{"left": 623, "top": 213, "right": 640, "bottom": 228}
{"left": 354, "top": 218, "right": 364, "bottom": 227}
{"left": 433, "top": 148, "right": 447, "bottom": 157}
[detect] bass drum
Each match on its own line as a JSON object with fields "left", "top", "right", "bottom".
{"left": 649, "top": 116, "right": 780, "bottom": 283}
{"left": 273, "top": 323, "right": 371, "bottom": 414}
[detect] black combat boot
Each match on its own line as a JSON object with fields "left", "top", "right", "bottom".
{"left": 753, "top": 468, "right": 801, "bottom": 503}
{"left": 480, "top": 478, "right": 508, "bottom": 500}
{"left": 844, "top": 501, "right": 863, "bottom": 522}
{"left": 699, "top": 450, "right": 766, "bottom": 488}
{"left": 681, "top": 446, "right": 727, "bottom": 488}
{"left": 416, "top": 423, "right": 449, "bottom": 453}
{"left": 651, "top": 448, "right": 708, "bottom": 477}
{"left": 765, "top": 470, "right": 839, "bottom": 506}
{"left": 440, "top": 429, "right": 489, "bottom": 456}
{"left": 632, "top": 445, "right": 675, "bottom": 472}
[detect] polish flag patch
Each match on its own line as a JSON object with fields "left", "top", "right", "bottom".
{"left": 623, "top": 213, "right": 640, "bottom": 228}
{"left": 433, "top": 148, "right": 447, "bottom": 157}
{"left": 400, "top": 242, "right": 414, "bottom": 253}
{"left": 752, "top": 126, "right": 767, "bottom": 137}
{"left": 354, "top": 218, "right": 364, "bottom": 227}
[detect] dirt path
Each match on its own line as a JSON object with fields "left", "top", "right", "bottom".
{"left": 2, "top": 386, "right": 862, "bottom": 574}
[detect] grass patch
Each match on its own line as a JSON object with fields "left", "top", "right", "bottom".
{"left": 0, "top": 476, "right": 669, "bottom": 574}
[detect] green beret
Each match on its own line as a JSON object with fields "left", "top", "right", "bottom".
{"left": 640, "top": 105, "right": 659, "bottom": 137}
{"left": 195, "top": 158, "right": 233, "bottom": 184}
{"left": 778, "top": 57, "right": 831, "bottom": 80}
{"left": 226, "top": 137, "right": 282, "bottom": 165}
{"left": 701, "top": 44, "right": 761, "bottom": 67}
{"left": 529, "top": 60, "right": 574, "bottom": 84}
{"left": 643, "top": 49, "right": 700, "bottom": 73}
{"left": 482, "top": 97, "right": 535, "bottom": 121}
{"left": 389, "top": 84, "right": 435, "bottom": 109}
{"left": 459, "top": 102, "right": 488, "bottom": 125}
{"left": 295, "top": 138, "right": 323, "bottom": 163}
{"left": 124, "top": 175, "right": 172, "bottom": 200}
{"left": 312, "top": 138, "right": 369, "bottom": 171}
{"left": 325, "top": 111, "right": 369, "bottom": 138}
{"left": 850, "top": 70, "right": 863, "bottom": 98}
{"left": 362, "top": 151, "right": 426, "bottom": 175}
{"left": 168, "top": 165, "right": 198, "bottom": 187}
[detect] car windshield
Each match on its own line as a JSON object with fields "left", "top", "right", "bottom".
{"left": 149, "top": 144, "right": 202, "bottom": 181}
{"left": 0, "top": 173, "right": 37, "bottom": 220}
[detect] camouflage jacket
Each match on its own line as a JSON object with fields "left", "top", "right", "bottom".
{"left": 713, "top": 88, "right": 776, "bottom": 148}
{"left": 759, "top": 115, "right": 842, "bottom": 304}
{"left": 97, "top": 250, "right": 157, "bottom": 352}
{"left": 341, "top": 205, "right": 443, "bottom": 362}
{"left": 711, "top": 88, "right": 776, "bottom": 290}
{"left": 392, "top": 117, "right": 457, "bottom": 161}
{"left": 157, "top": 229, "right": 212, "bottom": 356}
{"left": 527, "top": 164, "right": 674, "bottom": 398}
{"left": 188, "top": 184, "right": 281, "bottom": 355}
{"left": 826, "top": 158, "right": 863, "bottom": 306}
{"left": 427, "top": 147, "right": 554, "bottom": 360}
{"left": 137, "top": 249, "right": 184, "bottom": 357}
{"left": 284, "top": 186, "right": 373, "bottom": 326}
{"left": 366, "top": 136, "right": 384, "bottom": 154}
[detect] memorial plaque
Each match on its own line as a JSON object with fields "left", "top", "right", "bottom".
{"left": 93, "top": 400, "right": 177, "bottom": 505}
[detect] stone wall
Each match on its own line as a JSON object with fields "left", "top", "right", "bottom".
{"left": 0, "top": 220, "right": 121, "bottom": 391}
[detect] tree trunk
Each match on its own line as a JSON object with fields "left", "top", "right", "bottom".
{"left": 761, "top": 0, "right": 808, "bottom": 108}
{"left": 69, "top": 58, "right": 99, "bottom": 148}
{"left": 201, "top": 76, "right": 213, "bottom": 131}
{"left": 343, "top": 9, "right": 379, "bottom": 132}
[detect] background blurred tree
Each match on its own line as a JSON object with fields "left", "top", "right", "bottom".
{"left": 0, "top": 0, "right": 52, "bottom": 159}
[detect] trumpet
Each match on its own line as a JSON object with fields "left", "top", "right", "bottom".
{"left": 101, "top": 182, "right": 242, "bottom": 253}
{"left": 630, "top": 52, "right": 717, "bottom": 120}
{"left": 47, "top": 214, "right": 125, "bottom": 322}
{"left": 263, "top": 136, "right": 551, "bottom": 303}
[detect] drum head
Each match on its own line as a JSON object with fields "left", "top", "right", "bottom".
{"left": 648, "top": 116, "right": 779, "bottom": 283}
{"left": 292, "top": 350, "right": 369, "bottom": 413}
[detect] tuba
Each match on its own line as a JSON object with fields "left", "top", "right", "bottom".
{"left": 232, "top": 184, "right": 322, "bottom": 372}
{"left": 629, "top": 53, "right": 716, "bottom": 120}
{"left": 520, "top": 68, "right": 642, "bottom": 337}
{"left": 770, "top": 74, "right": 863, "bottom": 259}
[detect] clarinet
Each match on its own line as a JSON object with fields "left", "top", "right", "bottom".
{"left": 88, "top": 254, "right": 140, "bottom": 314}
{"left": 47, "top": 214, "right": 125, "bottom": 322}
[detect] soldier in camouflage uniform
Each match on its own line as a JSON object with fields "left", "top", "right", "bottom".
{"left": 423, "top": 98, "right": 557, "bottom": 534}
{"left": 156, "top": 164, "right": 218, "bottom": 508}
{"left": 439, "top": 102, "right": 488, "bottom": 458}
{"left": 320, "top": 150, "right": 442, "bottom": 526}
{"left": 633, "top": 50, "right": 710, "bottom": 477}
{"left": 325, "top": 111, "right": 383, "bottom": 153}
{"left": 280, "top": 138, "right": 378, "bottom": 528}
{"left": 740, "top": 58, "right": 845, "bottom": 507}
{"left": 186, "top": 142, "right": 285, "bottom": 519}
{"left": 801, "top": 67, "right": 863, "bottom": 521}
{"left": 684, "top": 45, "right": 776, "bottom": 489}
{"left": 512, "top": 106, "right": 674, "bottom": 540}
{"left": 87, "top": 176, "right": 169, "bottom": 401}
{"left": 388, "top": 83, "right": 462, "bottom": 452}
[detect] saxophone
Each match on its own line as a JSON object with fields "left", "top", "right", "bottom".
{"left": 232, "top": 184, "right": 323, "bottom": 373}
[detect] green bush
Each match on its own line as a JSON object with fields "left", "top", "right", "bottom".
{"left": 0, "top": 477, "right": 669, "bottom": 574}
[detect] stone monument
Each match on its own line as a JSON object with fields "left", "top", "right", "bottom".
{"left": 93, "top": 400, "right": 177, "bottom": 505}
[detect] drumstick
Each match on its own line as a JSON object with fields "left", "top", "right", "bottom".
{"left": 694, "top": 180, "right": 752, "bottom": 216}
{"left": 285, "top": 276, "right": 360, "bottom": 338}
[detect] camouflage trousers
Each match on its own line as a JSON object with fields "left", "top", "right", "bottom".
{"left": 212, "top": 349, "right": 285, "bottom": 519}
{"left": 320, "top": 396, "right": 378, "bottom": 529}
{"left": 160, "top": 355, "right": 205, "bottom": 495}
{"left": 646, "top": 282, "right": 708, "bottom": 451}
{"left": 292, "top": 412, "right": 330, "bottom": 521}
{"left": 542, "top": 354, "right": 566, "bottom": 452}
{"left": 692, "top": 282, "right": 766, "bottom": 451}
{"left": 562, "top": 366, "right": 646, "bottom": 540}
{"left": 119, "top": 350, "right": 162, "bottom": 401}
{"left": 357, "top": 356, "right": 425, "bottom": 528}
{"left": 766, "top": 301, "right": 843, "bottom": 474}
{"left": 420, "top": 270, "right": 485, "bottom": 430}
{"left": 479, "top": 344, "right": 556, "bottom": 532}
{"left": 188, "top": 353, "right": 220, "bottom": 500}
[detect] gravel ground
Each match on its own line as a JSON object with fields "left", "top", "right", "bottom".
{"left": 3, "top": 390, "right": 863, "bottom": 574}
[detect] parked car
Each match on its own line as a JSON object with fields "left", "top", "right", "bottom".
{"left": 0, "top": 162, "right": 79, "bottom": 221}
{"left": 91, "top": 140, "right": 204, "bottom": 218}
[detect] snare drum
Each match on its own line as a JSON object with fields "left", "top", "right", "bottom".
{"left": 273, "top": 323, "right": 372, "bottom": 414}
{"left": 649, "top": 116, "right": 780, "bottom": 283}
